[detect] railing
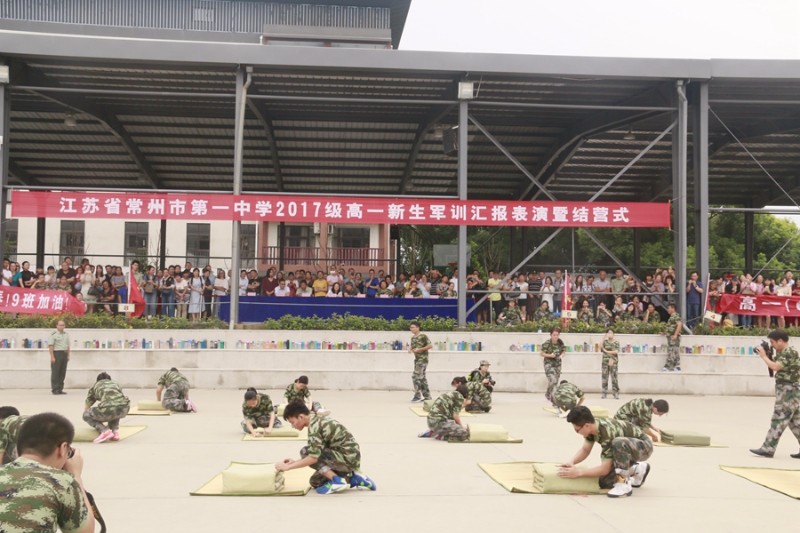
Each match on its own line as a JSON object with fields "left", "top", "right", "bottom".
{"left": 0, "top": 0, "right": 390, "bottom": 33}
{"left": 261, "top": 246, "right": 385, "bottom": 267}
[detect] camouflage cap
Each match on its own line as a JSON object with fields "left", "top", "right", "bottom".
{"left": 479, "top": 360, "right": 491, "bottom": 366}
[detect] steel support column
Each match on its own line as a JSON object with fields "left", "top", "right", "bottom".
{"left": 457, "top": 100, "right": 469, "bottom": 326}
{"left": 691, "top": 82, "right": 710, "bottom": 282}
{"left": 159, "top": 219, "right": 167, "bottom": 270}
{"left": 229, "top": 66, "right": 251, "bottom": 329}
{"left": 673, "top": 81, "right": 689, "bottom": 319}
{"left": 36, "top": 218, "right": 45, "bottom": 270}
{"left": 0, "top": 77, "right": 9, "bottom": 263}
{"left": 744, "top": 204, "right": 754, "bottom": 274}
{"left": 632, "top": 229, "right": 641, "bottom": 275}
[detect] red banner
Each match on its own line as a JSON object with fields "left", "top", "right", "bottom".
{"left": 11, "top": 191, "right": 670, "bottom": 227}
{"left": 0, "top": 286, "right": 86, "bottom": 316}
{"left": 716, "top": 293, "right": 800, "bottom": 317}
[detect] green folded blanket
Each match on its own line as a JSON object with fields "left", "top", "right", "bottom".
{"left": 532, "top": 463, "right": 603, "bottom": 494}
{"left": 222, "top": 463, "right": 285, "bottom": 494}
{"left": 661, "top": 430, "right": 711, "bottom": 446}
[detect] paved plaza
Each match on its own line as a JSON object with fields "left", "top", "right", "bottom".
{"left": 1, "top": 388, "right": 797, "bottom": 533}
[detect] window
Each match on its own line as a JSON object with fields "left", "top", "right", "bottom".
{"left": 124, "top": 222, "right": 148, "bottom": 266}
{"left": 59, "top": 221, "right": 84, "bottom": 259}
{"left": 285, "top": 225, "right": 312, "bottom": 248}
{"left": 186, "top": 223, "right": 210, "bottom": 266}
{"left": 2, "top": 219, "right": 18, "bottom": 261}
{"left": 336, "top": 227, "right": 370, "bottom": 249}
{"left": 240, "top": 224, "right": 256, "bottom": 269}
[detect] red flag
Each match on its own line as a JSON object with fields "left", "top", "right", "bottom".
{"left": 128, "top": 270, "right": 145, "bottom": 318}
{"left": 563, "top": 271, "right": 571, "bottom": 316}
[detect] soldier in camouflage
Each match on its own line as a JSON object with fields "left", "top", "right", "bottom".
{"left": 750, "top": 329, "right": 800, "bottom": 458}
{"left": 0, "top": 406, "right": 27, "bottom": 465}
{"left": 83, "top": 372, "right": 130, "bottom": 443}
{"left": 241, "top": 387, "right": 282, "bottom": 435}
{"left": 533, "top": 301, "right": 552, "bottom": 321}
{"left": 553, "top": 380, "right": 585, "bottom": 414}
{"left": 409, "top": 321, "right": 433, "bottom": 402}
{"left": 0, "top": 412, "right": 95, "bottom": 533}
{"left": 540, "top": 327, "right": 566, "bottom": 406}
{"left": 156, "top": 367, "right": 196, "bottom": 412}
{"left": 452, "top": 377, "right": 492, "bottom": 413}
{"left": 468, "top": 360, "right": 496, "bottom": 391}
{"left": 421, "top": 385, "right": 470, "bottom": 441}
{"left": 614, "top": 398, "right": 669, "bottom": 442}
{"left": 559, "top": 405, "right": 653, "bottom": 498}
{"left": 601, "top": 329, "right": 621, "bottom": 399}
{"left": 662, "top": 303, "right": 683, "bottom": 371}
{"left": 276, "top": 401, "right": 376, "bottom": 494}
{"left": 284, "top": 375, "right": 329, "bottom": 415}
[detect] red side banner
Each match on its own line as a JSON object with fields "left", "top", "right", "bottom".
{"left": 10, "top": 191, "right": 671, "bottom": 227}
{"left": 716, "top": 293, "right": 800, "bottom": 317}
{"left": 128, "top": 271, "right": 145, "bottom": 318}
{"left": 0, "top": 286, "right": 86, "bottom": 316}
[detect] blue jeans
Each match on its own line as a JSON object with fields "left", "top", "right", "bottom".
{"left": 160, "top": 291, "right": 175, "bottom": 317}
{"left": 144, "top": 291, "right": 157, "bottom": 317}
{"left": 687, "top": 303, "right": 701, "bottom": 327}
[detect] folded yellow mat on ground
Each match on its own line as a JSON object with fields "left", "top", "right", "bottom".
{"left": 447, "top": 423, "right": 522, "bottom": 443}
{"left": 409, "top": 406, "right": 473, "bottom": 417}
{"left": 720, "top": 466, "right": 800, "bottom": 499}
{"left": 137, "top": 400, "right": 168, "bottom": 411}
{"left": 191, "top": 463, "right": 312, "bottom": 496}
{"left": 478, "top": 462, "right": 605, "bottom": 494}
{"left": 72, "top": 426, "right": 147, "bottom": 442}
{"left": 542, "top": 405, "right": 608, "bottom": 418}
{"left": 242, "top": 427, "right": 308, "bottom": 441}
{"left": 222, "top": 463, "right": 285, "bottom": 494}
{"left": 532, "top": 463, "right": 603, "bottom": 494}
{"left": 660, "top": 430, "right": 711, "bottom": 446}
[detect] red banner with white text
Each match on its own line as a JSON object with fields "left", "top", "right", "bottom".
{"left": 11, "top": 191, "right": 671, "bottom": 227}
{"left": 716, "top": 293, "right": 800, "bottom": 317}
{"left": 0, "top": 286, "right": 86, "bottom": 316}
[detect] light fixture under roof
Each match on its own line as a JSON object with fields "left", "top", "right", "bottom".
{"left": 64, "top": 112, "right": 77, "bottom": 127}
{"left": 623, "top": 129, "right": 636, "bottom": 140}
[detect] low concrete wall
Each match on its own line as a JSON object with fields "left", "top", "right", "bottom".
{"left": 0, "top": 329, "right": 780, "bottom": 395}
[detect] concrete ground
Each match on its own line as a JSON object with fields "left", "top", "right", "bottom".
{"left": 2, "top": 388, "right": 798, "bottom": 533}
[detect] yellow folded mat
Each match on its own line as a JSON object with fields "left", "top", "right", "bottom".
{"left": 191, "top": 463, "right": 313, "bottom": 496}
{"left": 222, "top": 463, "right": 285, "bottom": 494}
{"left": 660, "top": 430, "right": 711, "bottom": 446}
{"left": 138, "top": 400, "right": 168, "bottom": 411}
{"left": 128, "top": 406, "right": 171, "bottom": 416}
{"left": 478, "top": 462, "right": 605, "bottom": 494}
{"left": 542, "top": 405, "right": 608, "bottom": 418}
{"left": 720, "top": 466, "right": 800, "bottom": 499}
{"left": 532, "top": 462, "right": 603, "bottom": 494}
{"left": 409, "top": 406, "right": 473, "bottom": 417}
{"left": 72, "top": 426, "right": 147, "bottom": 442}
{"left": 448, "top": 423, "right": 523, "bottom": 443}
{"left": 242, "top": 427, "right": 308, "bottom": 441}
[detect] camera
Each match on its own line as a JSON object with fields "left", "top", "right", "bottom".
{"left": 756, "top": 340, "right": 771, "bottom": 356}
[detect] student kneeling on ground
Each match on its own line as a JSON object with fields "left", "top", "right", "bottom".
{"left": 0, "top": 406, "right": 27, "bottom": 464}
{"left": 452, "top": 376, "right": 492, "bottom": 413}
{"left": 558, "top": 405, "right": 653, "bottom": 498}
{"left": 83, "top": 372, "right": 131, "bottom": 444}
{"left": 241, "top": 387, "right": 282, "bottom": 436}
{"left": 419, "top": 384, "right": 471, "bottom": 441}
{"left": 275, "top": 401, "right": 376, "bottom": 495}
{"left": 156, "top": 367, "right": 197, "bottom": 413}
{"left": 614, "top": 398, "right": 669, "bottom": 442}
{"left": 553, "top": 380, "right": 585, "bottom": 416}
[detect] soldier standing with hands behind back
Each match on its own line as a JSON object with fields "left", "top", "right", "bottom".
{"left": 48, "top": 320, "right": 70, "bottom": 395}
{"left": 750, "top": 329, "right": 800, "bottom": 458}
{"left": 409, "top": 321, "right": 433, "bottom": 403}
{"left": 541, "top": 327, "right": 566, "bottom": 407}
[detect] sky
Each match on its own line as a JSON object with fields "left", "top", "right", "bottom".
{"left": 401, "top": 0, "right": 800, "bottom": 60}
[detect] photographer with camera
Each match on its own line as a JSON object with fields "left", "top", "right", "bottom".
{"left": 0, "top": 412, "right": 95, "bottom": 532}
{"left": 750, "top": 329, "right": 800, "bottom": 459}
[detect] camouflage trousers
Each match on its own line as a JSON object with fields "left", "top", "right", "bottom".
{"left": 83, "top": 404, "right": 130, "bottom": 432}
{"left": 412, "top": 359, "right": 431, "bottom": 399}
{"left": 300, "top": 445, "right": 361, "bottom": 488}
{"left": 664, "top": 337, "right": 681, "bottom": 369}
{"left": 602, "top": 355, "right": 619, "bottom": 394}
{"left": 760, "top": 381, "right": 800, "bottom": 453}
{"left": 553, "top": 391, "right": 579, "bottom": 411}
{"left": 240, "top": 416, "right": 282, "bottom": 433}
{"left": 468, "top": 394, "right": 492, "bottom": 412}
{"left": 427, "top": 418, "right": 470, "bottom": 442}
{"left": 543, "top": 360, "right": 562, "bottom": 403}
{"left": 598, "top": 437, "right": 654, "bottom": 489}
{"left": 162, "top": 382, "right": 190, "bottom": 412}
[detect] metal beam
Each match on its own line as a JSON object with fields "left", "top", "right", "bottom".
{"left": 673, "top": 81, "right": 688, "bottom": 320}
{"left": 691, "top": 82, "right": 710, "bottom": 283}
{"left": 457, "top": 100, "right": 468, "bottom": 327}
{"left": 230, "top": 66, "right": 251, "bottom": 329}
{"left": 0, "top": 78, "right": 9, "bottom": 264}
{"left": 246, "top": 100, "right": 284, "bottom": 191}
{"left": 8, "top": 160, "right": 41, "bottom": 186}
{"left": 399, "top": 104, "right": 456, "bottom": 194}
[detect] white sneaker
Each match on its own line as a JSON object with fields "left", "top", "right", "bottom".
{"left": 630, "top": 462, "right": 650, "bottom": 488}
{"left": 607, "top": 479, "right": 632, "bottom": 498}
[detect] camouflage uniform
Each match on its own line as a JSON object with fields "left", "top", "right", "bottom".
{"left": 426, "top": 391, "right": 469, "bottom": 441}
{"left": 664, "top": 312, "right": 682, "bottom": 370}
{"left": 0, "top": 457, "right": 90, "bottom": 533}
{"left": 410, "top": 332, "right": 432, "bottom": 400}
{"left": 533, "top": 308, "right": 551, "bottom": 321}
{"left": 300, "top": 415, "right": 361, "bottom": 488}
{"left": 577, "top": 309, "right": 594, "bottom": 323}
{"left": 614, "top": 398, "right": 654, "bottom": 429}
{"left": 499, "top": 305, "right": 521, "bottom": 326}
{"left": 284, "top": 383, "right": 322, "bottom": 413}
{"left": 465, "top": 381, "right": 492, "bottom": 412}
{"left": 601, "top": 339, "right": 621, "bottom": 395}
{"left": 83, "top": 378, "right": 130, "bottom": 432}
{"left": 585, "top": 418, "right": 653, "bottom": 489}
{"left": 541, "top": 339, "right": 565, "bottom": 404}
{"left": 468, "top": 368, "right": 496, "bottom": 390}
{"left": 158, "top": 369, "right": 191, "bottom": 412}
{"left": 0, "top": 415, "right": 28, "bottom": 465}
{"left": 758, "top": 347, "right": 800, "bottom": 454}
{"left": 553, "top": 382, "right": 584, "bottom": 411}
{"left": 241, "top": 393, "right": 282, "bottom": 432}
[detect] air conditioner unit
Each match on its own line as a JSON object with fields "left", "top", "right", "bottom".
{"left": 313, "top": 222, "right": 321, "bottom": 235}
{"left": 327, "top": 224, "right": 335, "bottom": 236}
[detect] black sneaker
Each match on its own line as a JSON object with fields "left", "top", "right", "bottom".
{"left": 410, "top": 396, "right": 423, "bottom": 403}
{"left": 790, "top": 451, "right": 800, "bottom": 459}
{"left": 749, "top": 448, "right": 774, "bottom": 458}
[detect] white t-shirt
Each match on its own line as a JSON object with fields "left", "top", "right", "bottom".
{"left": 1, "top": 269, "right": 11, "bottom": 286}
{"left": 213, "top": 277, "right": 229, "bottom": 296}
{"left": 275, "top": 285, "right": 291, "bottom": 297}
{"left": 517, "top": 281, "right": 528, "bottom": 300}
{"left": 239, "top": 276, "right": 248, "bottom": 295}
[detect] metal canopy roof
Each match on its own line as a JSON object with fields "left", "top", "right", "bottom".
{"left": 3, "top": 30, "right": 800, "bottom": 207}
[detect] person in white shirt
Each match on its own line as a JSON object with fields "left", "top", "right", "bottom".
{"left": 212, "top": 269, "right": 230, "bottom": 318}
{"left": 238, "top": 269, "right": 248, "bottom": 296}
{"left": 296, "top": 280, "right": 313, "bottom": 297}
{"left": 275, "top": 279, "right": 291, "bottom": 297}
{"left": 1, "top": 258, "right": 11, "bottom": 286}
